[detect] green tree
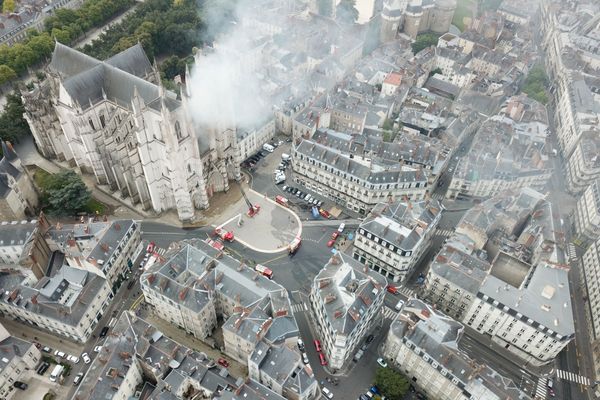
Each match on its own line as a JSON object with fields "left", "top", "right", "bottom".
{"left": 337, "top": 0, "right": 359, "bottom": 23}
{"left": 43, "top": 171, "right": 91, "bottom": 215}
{"left": 374, "top": 367, "right": 410, "bottom": 400}
{"left": 28, "top": 33, "right": 55, "bottom": 62}
{"left": 2, "top": 0, "right": 15, "bottom": 13}
{"left": 411, "top": 33, "right": 440, "bottom": 55}
{"left": 522, "top": 65, "right": 549, "bottom": 105}
{"left": 160, "top": 55, "right": 187, "bottom": 80}
{"left": 0, "top": 65, "right": 17, "bottom": 86}
{"left": 0, "top": 90, "right": 31, "bottom": 143}
{"left": 51, "top": 28, "right": 72, "bottom": 44}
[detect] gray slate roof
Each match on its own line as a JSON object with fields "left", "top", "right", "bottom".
{"left": 49, "top": 42, "right": 178, "bottom": 112}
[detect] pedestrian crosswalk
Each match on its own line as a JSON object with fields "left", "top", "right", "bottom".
{"left": 435, "top": 228, "right": 454, "bottom": 237}
{"left": 534, "top": 377, "right": 547, "bottom": 400}
{"left": 291, "top": 302, "right": 308, "bottom": 313}
{"left": 382, "top": 306, "right": 398, "bottom": 320}
{"left": 567, "top": 243, "right": 577, "bottom": 261}
{"left": 398, "top": 286, "right": 416, "bottom": 298}
{"left": 556, "top": 369, "right": 591, "bottom": 386}
{"left": 431, "top": 192, "right": 446, "bottom": 200}
{"left": 155, "top": 247, "right": 167, "bottom": 256}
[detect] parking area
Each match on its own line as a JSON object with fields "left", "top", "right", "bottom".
{"left": 15, "top": 370, "right": 69, "bottom": 400}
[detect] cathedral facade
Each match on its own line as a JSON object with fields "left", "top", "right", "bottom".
{"left": 22, "top": 43, "right": 241, "bottom": 221}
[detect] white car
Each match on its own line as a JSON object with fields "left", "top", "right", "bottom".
{"left": 67, "top": 354, "right": 80, "bottom": 364}
{"left": 322, "top": 387, "right": 334, "bottom": 399}
{"left": 54, "top": 350, "right": 66, "bottom": 359}
{"left": 82, "top": 352, "right": 91, "bottom": 364}
{"left": 394, "top": 300, "right": 405, "bottom": 311}
{"left": 94, "top": 346, "right": 103, "bottom": 353}
{"left": 337, "top": 223, "right": 345, "bottom": 233}
{"left": 376, "top": 357, "right": 387, "bottom": 368}
{"left": 302, "top": 352, "right": 309, "bottom": 365}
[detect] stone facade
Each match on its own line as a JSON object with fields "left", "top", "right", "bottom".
{"left": 22, "top": 43, "right": 241, "bottom": 221}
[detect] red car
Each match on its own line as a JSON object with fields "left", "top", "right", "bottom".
{"left": 319, "top": 353, "right": 327, "bottom": 366}
{"left": 386, "top": 285, "right": 398, "bottom": 295}
{"left": 327, "top": 239, "right": 335, "bottom": 247}
{"left": 314, "top": 340, "right": 322, "bottom": 352}
{"left": 331, "top": 231, "right": 339, "bottom": 240}
{"left": 217, "top": 358, "right": 230, "bottom": 368}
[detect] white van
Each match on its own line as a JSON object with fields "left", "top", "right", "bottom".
{"left": 322, "top": 387, "right": 334, "bottom": 399}
{"left": 263, "top": 144, "right": 274, "bottom": 153}
{"left": 50, "top": 364, "right": 64, "bottom": 382}
{"left": 281, "top": 153, "right": 290, "bottom": 161}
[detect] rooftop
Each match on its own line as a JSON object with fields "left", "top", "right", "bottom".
{"left": 312, "top": 253, "right": 387, "bottom": 336}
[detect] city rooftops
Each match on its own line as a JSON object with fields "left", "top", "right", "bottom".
{"left": 312, "top": 253, "right": 387, "bottom": 336}
{"left": 0, "top": 219, "right": 37, "bottom": 248}
{"left": 295, "top": 139, "right": 428, "bottom": 185}
{"left": 360, "top": 199, "right": 441, "bottom": 252}
{"left": 390, "top": 299, "right": 528, "bottom": 399}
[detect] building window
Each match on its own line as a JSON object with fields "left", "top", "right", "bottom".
{"left": 100, "top": 114, "right": 106, "bottom": 128}
{"left": 175, "top": 121, "right": 183, "bottom": 140}
{"left": 89, "top": 119, "right": 95, "bottom": 130}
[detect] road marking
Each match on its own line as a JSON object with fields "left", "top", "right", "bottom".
{"left": 291, "top": 302, "right": 308, "bottom": 313}
{"left": 130, "top": 295, "right": 144, "bottom": 311}
{"left": 534, "top": 377, "right": 547, "bottom": 400}
{"left": 434, "top": 228, "right": 454, "bottom": 237}
{"left": 382, "top": 306, "right": 398, "bottom": 320}
{"left": 263, "top": 253, "right": 290, "bottom": 265}
{"left": 556, "top": 369, "right": 591, "bottom": 386}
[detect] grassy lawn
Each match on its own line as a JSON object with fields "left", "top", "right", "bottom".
{"left": 453, "top": 0, "right": 475, "bottom": 31}
{"left": 84, "top": 197, "right": 106, "bottom": 214}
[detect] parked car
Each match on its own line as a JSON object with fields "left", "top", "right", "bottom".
{"left": 376, "top": 358, "right": 387, "bottom": 368}
{"left": 302, "top": 353, "right": 309, "bottom": 365}
{"left": 322, "top": 387, "right": 334, "bottom": 399}
{"left": 37, "top": 361, "right": 50, "bottom": 375}
{"left": 42, "top": 346, "right": 52, "bottom": 353}
{"left": 99, "top": 326, "right": 109, "bottom": 337}
{"left": 366, "top": 334, "right": 375, "bottom": 344}
{"left": 54, "top": 350, "right": 66, "bottom": 359}
{"left": 313, "top": 340, "right": 322, "bottom": 352}
{"left": 331, "top": 231, "right": 339, "bottom": 240}
{"left": 319, "top": 353, "right": 327, "bottom": 366}
{"left": 94, "top": 345, "right": 103, "bottom": 353}
{"left": 297, "top": 339, "right": 305, "bottom": 352}
{"left": 217, "top": 358, "right": 230, "bottom": 368}
{"left": 82, "top": 352, "right": 91, "bottom": 364}
{"left": 327, "top": 239, "right": 335, "bottom": 247}
{"left": 73, "top": 372, "right": 84, "bottom": 386}
{"left": 337, "top": 223, "right": 346, "bottom": 233}
{"left": 14, "top": 381, "right": 27, "bottom": 390}
{"left": 282, "top": 185, "right": 288, "bottom": 191}
{"left": 67, "top": 354, "right": 80, "bottom": 364}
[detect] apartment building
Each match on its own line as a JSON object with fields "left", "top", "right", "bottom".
{"left": 423, "top": 188, "right": 574, "bottom": 366}
{"left": 46, "top": 219, "right": 141, "bottom": 288}
{"left": 236, "top": 119, "right": 276, "bottom": 162}
{"left": 382, "top": 299, "right": 529, "bottom": 400}
{"left": 0, "top": 323, "right": 41, "bottom": 400}
{"left": 140, "top": 239, "right": 299, "bottom": 364}
{"left": 293, "top": 139, "right": 428, "bottom": 215}
{"left": 248, "top": 341, "right": 319, "bottom": 400}
{"left": 0, "top": 262, "right": 112, "bottom": 343}
{"left": 573, "top": 179, "right": 600, "bottom": 247}
{"left": 73, "top": 311, "right": 288, "bottom": 400}
{"left": 582, "top": 238, "right": 600, "bottom": 381}
{"left": 353, "top": 199, "right": 441, "bottom": 283}
{"left": 447, "top": 116, "right": 551, "bottom": 201}
{"left": 0, "top": 142, "right": 38, "bottom": 221}
{"left": 309, "top": 253, "right": 386, "bottom": 369}
{"left": 565, "top": 132, "right": 600, "bottom": 195}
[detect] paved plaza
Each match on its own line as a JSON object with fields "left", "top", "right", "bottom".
{"left": 216, "top": 185, "right": 302, "bottom": 253}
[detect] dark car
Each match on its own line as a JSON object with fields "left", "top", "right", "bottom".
{"left": 37, "top": 362, "right": 50, "bottom": 375}
{"left": 365, "top": 334, "right": 375, "bottom": 344}
{"left": 14, "top": 381, "right": 28, "bottom": 390}
{"left": 99, "top": 326, "right": 109, "bottom": 337}
{"left": 127, "top": 280, "right": 135, "bottom": 290}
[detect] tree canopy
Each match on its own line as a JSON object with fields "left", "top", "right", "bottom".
{"left": 522, "top": 65, "right": 549, "bottom": 105}
{"left": 0, "top": 90, "right": 31, "bottom": 143}
{"left": 411, "top": 33, "right": 440, "bottom": 55}
{"left": 374, "top": 367, "right": 410, "bottom": 400}
{"left": 38, "top": 171, "right": 91, "bottom": 216}
{"left": 0, "top": 0, "right": 134, "bottom": 84}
